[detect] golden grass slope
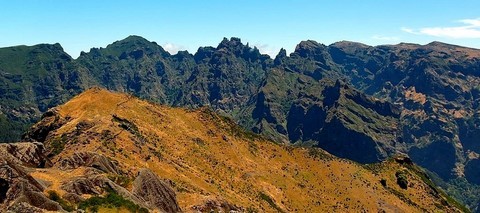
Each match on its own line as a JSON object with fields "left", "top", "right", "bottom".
{"left": 31, "top": 87, "right": 464, "bottom": 212}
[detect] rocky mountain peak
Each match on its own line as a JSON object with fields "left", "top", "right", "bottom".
{"left": 296, "top": 40, "right": 323, "bottom": 49}
{"left": 215, "top": 37, "right": 266, "bottom": 62}
{"left": 1, "top": 37, "right": 480, "bottom": 211}
{"left": 274, "top": 48, "right": 287, "bottom": 65}
{"left": 217, "top": 37, "right": 243, "bottom": 49}
{"left": 292, "top": 40, "right": 334, "bottom": 65}
{"left": 93, "top": 35, "right": 169, "bottom": 59}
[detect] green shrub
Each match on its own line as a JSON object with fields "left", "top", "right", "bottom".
{"left": 107, "top": 174, "right": 132, "bottom": 188}
{"left": 47, "top": 190, "right": 74, "bottom": 211}
{"left": 49, "top": 134, "right": 68, "bottom": 156}
{"left": 395, "top": 170, "right": 408, "bottom": 189}
{"left": 259, "top": 192, "right": 284, "bottom": 213}
{"left": 78, "top": 190, "right": 148, "bottom": 213}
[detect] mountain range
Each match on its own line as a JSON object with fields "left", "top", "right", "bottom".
{"left": 1, "top": 35, "right": 480, "bottom": 211}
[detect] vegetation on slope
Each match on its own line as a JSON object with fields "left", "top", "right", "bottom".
{"left": 23, "top": 88, "right": 465, "bottom": 212}
{"left": 2, "top": 35, "right": 480, "bottom": 210}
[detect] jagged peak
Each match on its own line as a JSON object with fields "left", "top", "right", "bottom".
{"left": 217, "top": 37, "right": 246, "bottom": 50}
{"left": 276, "top": 48, "right": 287, "bottom": 58}
{"left": 293, "top": 40, "right": 330, "bottom": 58}
{"left": 295, "top": 40, "right": 325, "bottom": 51}
{"left": 193, "top": 46, "right": 216, "bottom": 61}
{"left": 274, "top": 48, "right": 287, "bottom": 65}
{"left": 172, "top": 50, "right": 193, "bottom": 60}
{"left": 213, "top": 37, "right": 270, "bottom": 61}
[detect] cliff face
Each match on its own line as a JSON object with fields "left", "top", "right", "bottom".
{"left": 1, "top": 36, "right": 480, "bottom": 205}
{"left": 245, "top": 74, "right": 402, "bottom": 163}
{"left": 0, "top": 89, "right": 466, "bottom": 212}
{"left": 324, "top": 41, "right": 480, "bottom": 181}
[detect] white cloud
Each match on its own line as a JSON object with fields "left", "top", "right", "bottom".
{"left": 459, "top": 18, "right": 480, "bottom": 27}
{"left": 254, "top": 43, "right": 278, "bottom": 57}
{"left": 403, "top": 18, "right": 480, "bottom": 39}
{"left": 163, "top": 43, "right": 186, "bottom": 54}
{"left": 401, "top": 27, "right": 416, "bottom": 34}
{"left": 372, "top": 35, "right": 400, "bottom": 41}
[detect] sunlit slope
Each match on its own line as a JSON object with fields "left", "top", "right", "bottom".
{"left": 26, "top": 88, "right": 464, "bottom": 212}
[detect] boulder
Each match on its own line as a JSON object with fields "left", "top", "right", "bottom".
{"left": 132, "top": 168, "right": 181, "bottom": 212}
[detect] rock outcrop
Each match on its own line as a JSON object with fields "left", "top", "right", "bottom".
{"left": 0, "top": 140, "right": 182, "bottom": 212}
{"left": 22, "top": 108, "right": 67, "bottom": 143}
{"left": 56, "top": 152, "right": 121, "bottom": 175}
{"left": 0, "top": 156, "right": 62, "bottom": 211}
{"left": 60, "top": 173, "right": 149, "bottom": 209}
{"left": 132, "top": 169, "right": 181, "bottom": 212}
{"left": 1, "top": 36, "right": 480, "bottom": 209}
{"left": 0, "top": 142, "right": 49, "bottom": 167}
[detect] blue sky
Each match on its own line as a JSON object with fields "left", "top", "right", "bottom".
{"left": 1, "top": 0, "right": 479, "bottom": 58}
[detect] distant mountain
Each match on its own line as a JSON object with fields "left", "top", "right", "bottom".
{"left": 0, "top": 43, "right": 92, "bottom": 142}
{"left": 1, "top": 36, "right": 480, "bottom": 209}
{"left": 0, "top": 88, "right": 465, "bottom": 212}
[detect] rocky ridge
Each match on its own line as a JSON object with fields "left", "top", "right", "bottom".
{"left": 1, "top": 36, "right": 480, "bottom": 209}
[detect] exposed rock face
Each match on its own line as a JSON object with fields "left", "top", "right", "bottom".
{"left": 0, "top": 142, "right": 49, "bottom": 167}
{"left": 60, "top": 173, "right": 148, "bottom": 208}
{"left": 2, "top": 36, "right": 478, "bottom": 172}
{"left": 56, "top": 152, "right": 121, "bottom": 174}
{"left": 248, "top": 76, "right": 402, "bottom": 163}
{"left": 0, "top": 143, "right": 63, "bottom": 212}
{"left": 132, "top": 169, "right": 181, "bottom": 213}
{"left": 52, "top": 151, "right": 181, "bottom": 212}
{"left": 0, "top": 139, "right": 181, "bottom": 212}
{"left": 323, "top": 41, "right": 480, "bottom": 180}
{"left": 6, "top": 202, "right": 45, "bottom": 213}
{"left": 22, "top": 108, "right": 67, "bottom": 143}
{"left": 1, "top": 36, "right": 480, "bottom": 208}
{"left": 5, "top": 179, "right": 62, "bottom": 211}
{"left": 61, "top": 175, "right": 106, "bottom": 195}
{"left": 0, "top": 157, "right": 62, "bottom": 211}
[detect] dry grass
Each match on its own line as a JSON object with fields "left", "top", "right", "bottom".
{"left": 31, "top": 88, "right": 462, "bottom": 212}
